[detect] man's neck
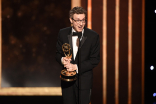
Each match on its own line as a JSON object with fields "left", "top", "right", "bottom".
{"left": 72, "top": 27, "right": 84, "bottom": 34}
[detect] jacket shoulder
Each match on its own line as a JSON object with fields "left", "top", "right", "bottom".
{"left": 59, "top": 27, "right": 71, "bottom": 33}
{"left": 85, "top": 27, "right": 99, "bottom": 36}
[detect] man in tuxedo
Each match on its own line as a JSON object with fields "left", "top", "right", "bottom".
{"left": 56, "top": 6, "right": 100, "bottom": 104}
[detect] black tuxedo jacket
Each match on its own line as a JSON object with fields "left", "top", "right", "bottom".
{"left": 56, "top": 27, "right": 100, "bottom": 89}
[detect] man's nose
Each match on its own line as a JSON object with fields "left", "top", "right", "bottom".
{"left": 79, "top": 21, "right": 83, "bottom": 25}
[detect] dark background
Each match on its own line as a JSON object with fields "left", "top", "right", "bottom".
{"left": 2, "top": 0, "right": 70, "bottom": 87}
{"left": 145, "top": 0, "right": 156, "bottom": 103}
{"left": 1, "top": 0, "right": 156, "bottom": 104}
{"left": 0, "top": 96, "right": 63, "bottom": 104}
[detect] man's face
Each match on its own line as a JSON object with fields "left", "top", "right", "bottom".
{"left": 70, "top": 14, "right": 86, "bottom": 32}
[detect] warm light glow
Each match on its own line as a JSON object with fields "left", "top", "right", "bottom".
{"left": 0, "top": 0, "right": 80, "bottom": 96}
{"left": 115, "top": 0, "right": 120, "bottom": 104}
{"left": 142, "top": 0, "right": 145, "bottom": 104}
{"left": 128, "top": 0, "right": 132, "bottom": 103}
{"left": 87, "top": 0, "right": 92, "bottom": 29}
{"left": 71, "top": 0, "right": 81, "bottom": 9}
{"left": 0, "top": 87, "right": 62, "bottom": 95}
{"left": 103, "top": 0, "right": 107, "bottom": 104}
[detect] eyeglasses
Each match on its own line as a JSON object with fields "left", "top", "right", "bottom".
{"left": 72, "top": 18, "right": 86, "bottom": 23}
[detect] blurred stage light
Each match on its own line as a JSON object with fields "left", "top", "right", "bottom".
{"left": 155, "top": 10, "right": 156, "bottom": 13}
{"left": 153, "top": 93, "right": 156, "bottom": 97}
{"left": 150, "top": 65, "right": 154, "bottom": 70}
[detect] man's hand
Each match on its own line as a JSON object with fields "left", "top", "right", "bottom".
{"left": 62, "top": 57, "right": 71, "bottom": 65}
{"left": 64, "top": 63, "right": 77, "bottom": 72}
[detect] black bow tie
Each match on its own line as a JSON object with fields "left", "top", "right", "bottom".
{"left": 73, "top": 32, "right": 82, "bottom": 38}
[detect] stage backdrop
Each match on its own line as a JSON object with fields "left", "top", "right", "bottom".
{"left": 2, "top": 0, "right": 70, "bottom": 87}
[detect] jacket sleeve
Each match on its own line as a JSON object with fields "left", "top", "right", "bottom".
{"left": 55, "top": 31, "right": 64, "bottom": 66}
{"left": 79, "top": 34, "right": 100, "bottom": 74}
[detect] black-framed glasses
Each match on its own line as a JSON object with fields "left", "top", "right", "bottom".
{"left": 72, "top": 18, "right": 86, "bottom": 23}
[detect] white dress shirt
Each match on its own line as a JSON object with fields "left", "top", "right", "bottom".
{"left": 72, "top": 28, "right": 84, "bottom": 60}
{"left": 61, "top": 27, "right": 84, "bottom": 73}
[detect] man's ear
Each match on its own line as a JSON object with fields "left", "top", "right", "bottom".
{"left": 69, "top": 18, "right": 73, "bottom": 24}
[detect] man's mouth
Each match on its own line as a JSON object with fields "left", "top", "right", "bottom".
{"left": 78, "top": 26, "right": 83, "bottom": 29}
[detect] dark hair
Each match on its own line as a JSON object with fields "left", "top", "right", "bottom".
{"left": 69, "top": 6, "right": 87, "bottom": 19}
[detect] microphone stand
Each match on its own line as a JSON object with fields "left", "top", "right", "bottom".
{"left": 78, "top": 35, "right": 81, "bottom": 104}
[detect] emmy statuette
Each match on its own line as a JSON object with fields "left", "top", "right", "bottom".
{"left": 60, "top": 43, "right": 77, "bottom": 81}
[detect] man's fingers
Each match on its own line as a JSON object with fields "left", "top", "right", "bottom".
{"left": 67, "top": 68, "right": 73, "bottom": 71}
{"left": 63, "top": 61, "right": 67, "bottom": 65}
{"left": 65, "top": 64, "right": 70, "bottom": 69}
{"left": 63, "top": 57, "right": 71, "bottom": 61}
{"left": 65, "top": 65, "right": 69, "bottom": 68}
{"left": 63, "top": 60, "right": 70, "bottom": 65}
{"left": 65, "top": 64, "right": 76, "bottom": 72}
{"left": 65, "top": 63, "right": 77, "bottom": 71}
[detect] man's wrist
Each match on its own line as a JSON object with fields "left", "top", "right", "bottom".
{"left": 72, "top": 64, "right": 76, "bottom": 70}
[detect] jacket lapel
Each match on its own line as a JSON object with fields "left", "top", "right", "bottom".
{"left": 80, "top": 27, "right": 87, "bottom": 48}
{"left": 74, "top": 27, "right": 88, "bottom": 63}
{"left": 67, "top": 33, "right": 73, "bottom": 52}
{"left": 80, "top": 36, "right": 87, "bottom": 48}
{"left": 67, "top": 27, "right": 74, "bottom": 62}
{"left": 67, "top": 27, "right": 88, "bottom": 63}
